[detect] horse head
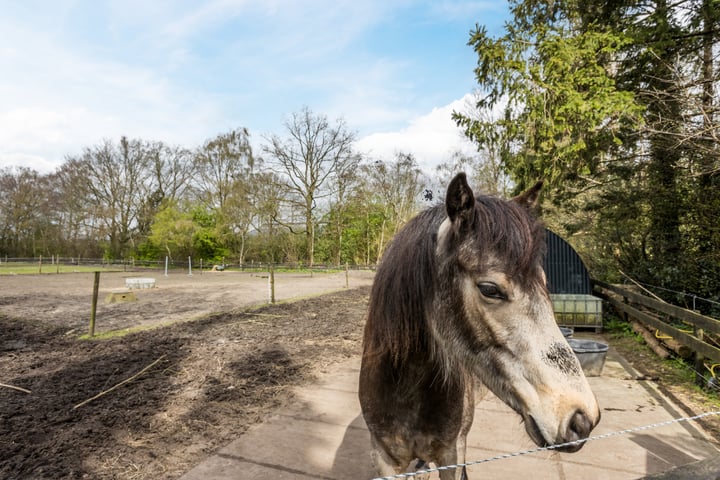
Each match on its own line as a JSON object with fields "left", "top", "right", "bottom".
{"left": 432, "top": 173, "right": 600, "bottom": 452}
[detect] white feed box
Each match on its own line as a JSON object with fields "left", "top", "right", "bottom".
{"left": 125, "top": 277, "right": 156, "bottom": 289}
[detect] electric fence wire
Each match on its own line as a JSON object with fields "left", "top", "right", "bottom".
{"left": 371, "top": 411, "right": 720, "bottom": 480}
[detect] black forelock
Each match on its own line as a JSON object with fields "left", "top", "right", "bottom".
{"left": 469, "top": 194, "right": 546, "bottom": 288}
{"left": 363, "top": 193, "right": 546, "bottom": 366}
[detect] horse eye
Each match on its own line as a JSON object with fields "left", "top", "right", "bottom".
{"left": 477, "top": 282, "right": 506, "bottom": 300}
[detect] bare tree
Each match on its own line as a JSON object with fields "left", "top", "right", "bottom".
{"left": 148, "top": 142, "right": 195, "bottom": 203}
{"left": 435, "top": 149, "right": 511, "bottom": 199}
{"left": 194, "top": 128, "right": 254, "bottom": 210}
{"left": 442, "top": 92, "right": 512, "bottom": 197}
{"left": 0, "top": 167, "right": 47, "bottom": 256}
{"left": 66, "top": 137, "right": 152, "bottom": 258}
{"left": 221, "top": 175, "right": 259, "bottom": 265}
{"left": 364, "top": 153, "right": 425, "bottom": 262}
{"left": 263, "top": 107, "right": 358, "bottom": 267}
{"left": 192, "top": 128, "right": 257, "bottom": 262}
{"left": 326, "top": 153, "right": 361, "bottom": 264}
{"left": 54, "top": 159, "right": 96, "bottom": 256}
{"left": 250, "top": 171, "right": 289, "bottom": 263}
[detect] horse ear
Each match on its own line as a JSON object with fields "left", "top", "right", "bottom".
{"left": 446, "top": 172, "right": 475, "bottom": 228}
{"left": 512, "top": 180, "right": 543, "bottom": 211}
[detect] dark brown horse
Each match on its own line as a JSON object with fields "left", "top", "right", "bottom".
{"left": 359, "top": 173, "right": 600, "bottom": 479}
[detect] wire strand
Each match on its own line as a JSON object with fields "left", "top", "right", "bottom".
{"left": 370, "top": 411, "right": 720, "bottom": 480}
{"left": 623, "top": 278, "right": 720, "bottom": 309}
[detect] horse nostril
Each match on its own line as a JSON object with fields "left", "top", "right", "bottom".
{"left": 551, "top": 410, "right": 595, "bottom": 453}
{"left": 567, "top": 410, "right": 593, "bottom": 442}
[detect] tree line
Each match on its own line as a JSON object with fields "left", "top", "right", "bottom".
{"left": 454, "top": 0, "right": 719, "bottom": 313}
{"left": 3, "top": 0, "right": 718, "bottom": 314}
{"left": 0, "top": 107, "right": 452, "bottom": 267}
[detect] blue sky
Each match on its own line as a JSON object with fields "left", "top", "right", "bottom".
{"left": 0, "top": 1, "right": 508, "bottom": 173}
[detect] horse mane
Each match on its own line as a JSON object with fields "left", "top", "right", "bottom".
{"left": 363, "top": 193, "right": 546, "bottom": 367}
{"left": 363, "top": 206, "right": 444, "bottom": 367}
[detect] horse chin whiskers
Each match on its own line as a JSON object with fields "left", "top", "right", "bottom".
{"left": 524, "top": 415, "right": 550, "bottom": 448}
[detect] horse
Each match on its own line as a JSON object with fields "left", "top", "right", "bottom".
{"left": 359, "top": 173, "right": 600, "bottom": 479}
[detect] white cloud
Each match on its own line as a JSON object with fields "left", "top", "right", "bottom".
{"left": 0, "top": 2, "right": 503, "bottom": 174}
{"left": 356, "top": 93, "right": 478, "bottom": 172}
{"left": 0, "top": 17, "right": 225, "bottom": 172}
{"left": 0, "top": 107, "right": 110, "bottom": 170}
{"left": 0, "top": 153, "right": 59, "bottom": 174}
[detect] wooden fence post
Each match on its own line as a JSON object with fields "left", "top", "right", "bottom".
{"left": 695, "top": 328, "right": 705, "bottom": 387}
{"left": 622, "top": 293, "right": 630, "bottom": 324}
{"left": 268, "top": 265, "right": 276, "bottom": 304}
{"left": 89, "top": 271, "right": 100, "bottom": 337}
{"left": 345, "top": 263, "right": 349, "bottom": 288}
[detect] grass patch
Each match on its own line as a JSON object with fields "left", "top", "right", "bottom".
{"left": 604, "top": 313, "right": 635, "bottom": 338}
{"left": 0, "top": 263, "right": 348, "bottom": 276}
{"left": 604, "top": 312, "right": 720, "bottom": 442}
{"left": 0, "top": 264, "right": 123, "bottom": 275}
{"left": 78, "top": 325, "right": 154, "bottom": 341}
{"left": 224, "top": 266, "right": 343, "bottom": 274}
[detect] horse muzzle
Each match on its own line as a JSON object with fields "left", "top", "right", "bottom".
{"left": 555, "top": 409, "right": 599, "bottom": 452}
{"left": 526, "top": 407, "right": 600, "bottom": 453}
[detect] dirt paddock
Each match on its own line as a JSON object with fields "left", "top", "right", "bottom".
{"left": 1, "top": 270, "right": 718, "bottom": 479}
{"left": 0, "top": 269, "right": 375, "bottom": 335}
{"left": 0, "top": 270, "right": 373, "bottom": 479}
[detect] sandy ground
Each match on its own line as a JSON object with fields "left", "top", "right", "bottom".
{"left": 0, "top": 269, "right": 375, "bottom": 335}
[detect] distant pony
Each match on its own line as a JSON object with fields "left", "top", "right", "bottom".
{"left": 359, "top": 173, "right": 600, "bottom": 479}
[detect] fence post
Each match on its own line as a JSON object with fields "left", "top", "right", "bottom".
{"left": 188, "top": 256, "right": 193, "bottom": 276}
{"left": 345, "top": 263, "right": 349, "bottom": 288}
{"left": 622, "top": 294, "right": 630, "bottom": 324}
{"left": 694, "top": 328, "right": 705, "bottom": 387}
{"left": 268, "top": 265, "right": 275, "bottom": 304}
{"left": 89, "top": 271, "right": 100, "bottom": 337}
{"left": 39, "top": 255, "right": 43, "bottom": 274}
{"left": 164, "top": 256, "right": 169, "bottom": 276}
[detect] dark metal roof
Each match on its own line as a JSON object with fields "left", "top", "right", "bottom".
{"left": 543, "top": 229, "right": 591, "bottom": 295}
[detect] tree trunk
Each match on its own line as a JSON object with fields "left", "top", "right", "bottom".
{"left": 645, "top": 0, "right": 682, "bottom": 267}
{"left": 376, "top": 219, "right": 386, "bottom": 264}
{"left": 306, "top": 215, "right": 314, "bottom": 268}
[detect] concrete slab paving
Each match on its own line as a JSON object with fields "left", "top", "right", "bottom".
{"left": 180, "top": 343, "right": 719, "bottom": 480}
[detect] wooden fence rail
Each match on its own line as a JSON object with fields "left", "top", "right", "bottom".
{"left": 592, "top": 279, "right": 720, "bottom": 384}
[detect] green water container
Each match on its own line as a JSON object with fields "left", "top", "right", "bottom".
{"left": 551, "top": 294, "right": 603, "bottom": 331}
